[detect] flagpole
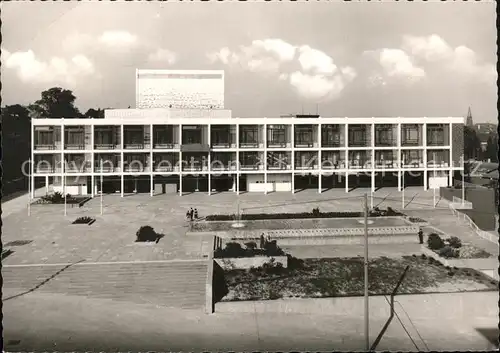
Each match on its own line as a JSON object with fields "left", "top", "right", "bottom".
{"left": 433, "top": 152, "right": 436, "bottom": 208}
{"left": 401, "top": 170, "right": 405, "bottom": 209}
{"left": 28, "top": 158, "right": 31, "bottom": 216}
{"left": 64, "top": 161, "right": 67, "bottom": 217}
{"left": 461, "top": 155, "right": 465, "bottom": 206}
{"left": 100, "top": 159, "right": 103, "bottom": 216}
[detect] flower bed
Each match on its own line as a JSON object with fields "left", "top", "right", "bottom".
{"left": 72, "top": 216, "right": 96, "bottom": 225}
{"left": 35, "top": 192, "right": 91, "bottom": 206}
{"left": 216, "top": 256, "right": 289, "bottom": 271}
{"left": 221, "top": 256, "right": 497, "bottom": 302}
{"left": 206, "top": 207, "right": 404, "bottom": 221}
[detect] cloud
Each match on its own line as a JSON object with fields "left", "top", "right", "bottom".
{"left": 98, "top": 30, "right": 138, "bottom": 48}
{"left": 207, "top": 38, "right": 296, "bottom": 74}
{"left": 2, "top": 48, "right": 95, "bottom": 86}
{"left": 402, "top": 34, "right": 496, "bottom": 82}
{"left": 297, "top": 46, "right": 337, "bottom": 75}
{"left": 148, "top": 48, "right": 177, "bottom": 65}
{"left": 208, "top": 38, "right": 356, "bottom": 101}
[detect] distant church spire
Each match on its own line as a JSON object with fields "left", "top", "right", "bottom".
{"left": 466, "top": 107, "right": 473, "bottom": 127}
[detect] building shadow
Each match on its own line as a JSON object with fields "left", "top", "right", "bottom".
{"left": 475, "top": 327, "right": 499, "bottom": 347}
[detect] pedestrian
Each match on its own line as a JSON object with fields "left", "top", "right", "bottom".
{"left": 259, "top": 233, "right": 265, "bottom": 249}
{"left": 189, "top": 208, "right": 194, "bottom": 221}
{"left": 194, "top": 208, "right": 199, "bottom": 219}
{"left": 418, "top": 228, "right": 424, "bottom": 244}
{"left": 186, "top": 209, "right": 190, "bottom": 220}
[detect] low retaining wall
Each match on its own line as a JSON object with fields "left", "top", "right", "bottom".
{"left": 215, "top": 256, "right": 288, "bottom": 270}
{"left": 188, "top": 225, "right": 418, "bottom": 240}
{"left": 215, "top": 296, "right": 391, "bottom": 315}
{"left": 420, "top": 246, "right": 497, "bottom": 269}
{"left": 276, "top": 234, "right": 419, "bottom": 246}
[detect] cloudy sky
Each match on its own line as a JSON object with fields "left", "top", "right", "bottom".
{"left": 1, "top": 1, "right": 497, "bottom": 123}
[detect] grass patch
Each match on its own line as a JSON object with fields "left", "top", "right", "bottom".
{"left": 222, "top": 256, "right": 498, "bottom": 301}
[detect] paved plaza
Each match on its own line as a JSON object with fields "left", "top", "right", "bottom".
{"left": 1, "top": 186, "right": 495, "bottom": 266}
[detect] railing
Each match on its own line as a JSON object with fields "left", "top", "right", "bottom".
{"left": 321, "top": 141, "right": 342, "bottom": 147}
{"left": 154, "top": 143, "right": 178, "bottom": 149}
{"left": 212, "top": 142, "right": 236, "bottom": 148}
{"left": 154, "top": 165, "right": 180, "bottom": 172}
{"left": 239, "top": 142, "right": 261, "bottom": 148}
{"left": 64, "top": 144, "right": 85, "bottom": 150}
{"left": 294, "top": 142, "right": 317, "bottom": 148}
{"left": 267, "top": 164, "right": 292, "bottom": 170}
{"left": 94, "top": 143, "right": 118, "bottom": 150}
{"left": 294, "top": 164, "right": 319, "bottom": 170}
{"left": 267, "top": 142, "right": 290, "bottom": 148}
{"left": 402, "top": 161, "right": 424, "bottom": 168}
{"left": 35, "top": 166, "right": 55, "bottom": 173}
{"left": 374, "top": 160, "right": 398, "bottom": 168}
{"left": 449, "top": 203, "right": 498, "bottom": 243}
{"left": 124, "top": 143, "right": 147, "bottom": 149}
{"left": 426, "top": 161, "right": 449, "bottom": 167}
{"left": 321, "top": 162, "right": 346, "bottom": 169}
{"left": 35, "top": 144, "right": 58, "bottom": 150}
{"left": 240, "top": 164, "right": 264, "bottom": 170}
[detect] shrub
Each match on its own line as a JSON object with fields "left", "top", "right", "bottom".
{"left": 421, "top": 254, "right": 427, "bottom": 259}
{"left": 224, "top": 242, "right": 245, "bottom": 257}
{"left": 447, "top": 271, "right": 455, "bottom": 276}
{"left": 136, "top": 225, "right": 158, "bottom": 242}
{"left": 312, "top": 207, "right": 320, "bottom": 217}
{"left": 447, "top": 236, "right": 462, "bottom": 249}
{"left": 427, "top": 233, "right": 445, "bottom": 250}
{"left": 244, "top": 241, "right": 257, "bottom": 250}
{"left": 72, "top": 216, "right": 94, "bottom": 224}
{"left": 439, "top": 246, "right": 459, "bottom": 259}
{"left": 264, "top": 240, "right": 285, "bottom": 256}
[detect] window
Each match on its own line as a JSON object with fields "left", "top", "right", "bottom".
{"left": 66, "top": 128, "right": 84, "bottom": 146}
{"left": 95, "top": 127, "right": 113, "bottom": 145}
{"left": 348, "top": 125, "right": 367, "bottom": 146}
{"left": 37, "top": 131, "right": 53, "bottom": 145}
{"left": 427, "top": 125, "right": 445, "bottom": 145}
{"left": 240, "top": 126, "right": 258, "bottom": 144}
{"left": 322, "top": 125, "right": 340, "bottom": 146}
{"left": 375, "top": 125, "right": 393, "bottom": 145}
{"left": 268, "top": 126, "right": 286, "bottom": 144}
{"left": 212, "top": 126, "right": 230, "bottom": 145}
{"left": 295, "top": 126, "right": 313, "bottom": 145}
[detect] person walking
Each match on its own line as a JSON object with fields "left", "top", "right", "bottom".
{"left": 186, "top": 209, "right": 190, "bottom": 220}
{"left": 194, "top": 208, "right": 199, "bottom": 219}
{"left": 418, "top": 228, "right": 424, "bottom": 244}
{"left": 189, "top": 208, "right": 194, "bottom": 221}
{"left": 259, "top": 233, "right": 265, "bottom": 249}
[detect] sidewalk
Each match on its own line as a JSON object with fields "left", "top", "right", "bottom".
{"left": 3, "top": 291, "right": 497, "bottom": 352}
{"left": 2, "top": 187, "right": 47, "bottom": 218}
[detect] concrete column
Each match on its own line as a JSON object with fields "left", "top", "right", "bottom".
{"left": 264, "top": 122, "right": 267, "bottom": 195}
{"left": 179, "top": 123, "right": 183, "bottom": 196}
{"left": 318, "top": 123, "right": 322, "bottom": 194}
{"left": 397, "top": 170, "right": 402, "bottom": 191}
{"left": 121, "top": 124, "right": 124, "bottom": 197}
{"left": 291, "top": 122, "right": 295, "bottom": 193}
{"left": 236, "top": 174, "right": 240, "bottom": 195}
{"left": 448, "top": 122, "right": 453, "bottom": 182}
{"left": 208, "top": 122, "right": 211, "bottom": 196}
{"left": 423, "top": 170, "right": 428, "bottom": 190}
{"left": 60, "top": 122, "right": 65, "bottom": 198}
{"left": 345, "top": 172, "right": 349, "bottom": 193}
{"left": 30, "top": 122, "right": 35, "bottom": 199}
{"left": 91, "top": 125, "right": 95, "bottom": 197}
{"left": 150, "top": 123, "right": 153, "bottom": 197}
{"left": 236, "top": 122, "right": 240, "bottom": 195}
{"left": 448, "top": 169, "right": 453, "bottom": 187}
{"left": 45, "top": 176, "right": 49, "bottom": 195}
{"left": 371, "top": 171, "right": 375, "bottom": 192}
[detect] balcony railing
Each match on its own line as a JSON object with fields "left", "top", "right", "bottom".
{"left": 374, "top": 160, "right": 398, "bottom": 168}
{"left": 295, "top": 163, "right": 319, "bottom": 170}
{"left": 240, "top": 164, "right": 264, "bottom": 171}
{"left": 427, "top": 139, "right": 446, "bottom": 146}
{"left": 212, "top": 142, "right": 237, "bottom": 149}
{"left": 124, "top": 143, "right": 147, "bottom": 149}
{"left": 348, "top": 160, "right": 371, "bottom": 169}
{"left": 321, "top": 161, "right": 346, "bottom": 169}
{"left": 180, "top": 144, "right": 210, "bottom": 152}
{"left": 154, "top": 165, "right": 180, "bottom": 172}
{"left": 374, "top": 139, "right": 397, "bottom": 147}
{"left": 294, "top": 141, "right": 317, "bottom": 148}
{"left": 182, "top": 165, "right": 204, "bottom": 172}
{"left": 35, "top": 143, "right": 58, "bottom": 150}
{"left": 427, "top": 161, "right": 449, "bottom": 167}
{"left": 64, "top": 144, "right": 85, "bottom": 150}
{"left": 401, "top": 138, "right": 421, "bottom": 146}
{"left": 322, "top": 140, "right": 342, "bottom": 147}
{"left": 94, "top": 164, "right": 120, "bottom": 173}
{"left": 348, "top": 139, "right": 370, "bottom": 147}
{"left": 154, "top": 143, "right": 178, "bottom": 149}
{"left": 35, "top": 165, "right": 55, "bottom": 173}
{"left": 94, "top": 143, "right": 118, "bottom": 150}
{"left": 267, "top": 142, "right": 290, "bottom": 148}
{"left": 240, "top": 142, "right": 261, "bottom": 148}
{"left": 402, "top": 161, "right": 424, "bottom": 168}
{"left": 267, "top": 164, "right": 292, "bottom": 170}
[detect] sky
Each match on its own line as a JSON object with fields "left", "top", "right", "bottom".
{"left": 1, "top": 1, "right": 498, "bottom": 123}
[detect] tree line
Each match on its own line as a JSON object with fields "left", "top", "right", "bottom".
{"left": 1, "top": 87, "right": 109, "bottom": 194}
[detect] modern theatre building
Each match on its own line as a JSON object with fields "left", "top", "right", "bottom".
{"left": 31, "top": 69, "right": 465, "bottom": 196}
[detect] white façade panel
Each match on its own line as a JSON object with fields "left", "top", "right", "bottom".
{"left": 136, "top": 70, "right": 225, "bottom": 109}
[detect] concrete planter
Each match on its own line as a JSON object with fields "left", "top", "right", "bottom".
{"left": 215, "top": 256, "right": 288, "bottom": 270}
{"left": 420, "top": 245, "right": 496, "bottom": 269}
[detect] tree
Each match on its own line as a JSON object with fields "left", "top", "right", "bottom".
{"left": 1, "top": 104, "right": 31, "bottom": 182}
{"left": 463, "top": 126, "right": 482, "bottom": 161}
{"left": 28, "top": 87, "right": 82, "bottom": 119}
{"left": 84, "top": 108, "right": 105, "bottom": 119}
{"left": 485, "top": 133, "right": 498, "bottom": 162}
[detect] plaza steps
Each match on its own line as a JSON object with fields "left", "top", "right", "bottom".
{"left": 2, "top": 260, "right": 208, "bottom": 310}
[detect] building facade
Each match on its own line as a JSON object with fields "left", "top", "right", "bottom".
{"left": 136, "top": 69, "right": 225, "bottom": 109}
{"left": 31, "top": 111, "right": 465, "bottom": 196}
